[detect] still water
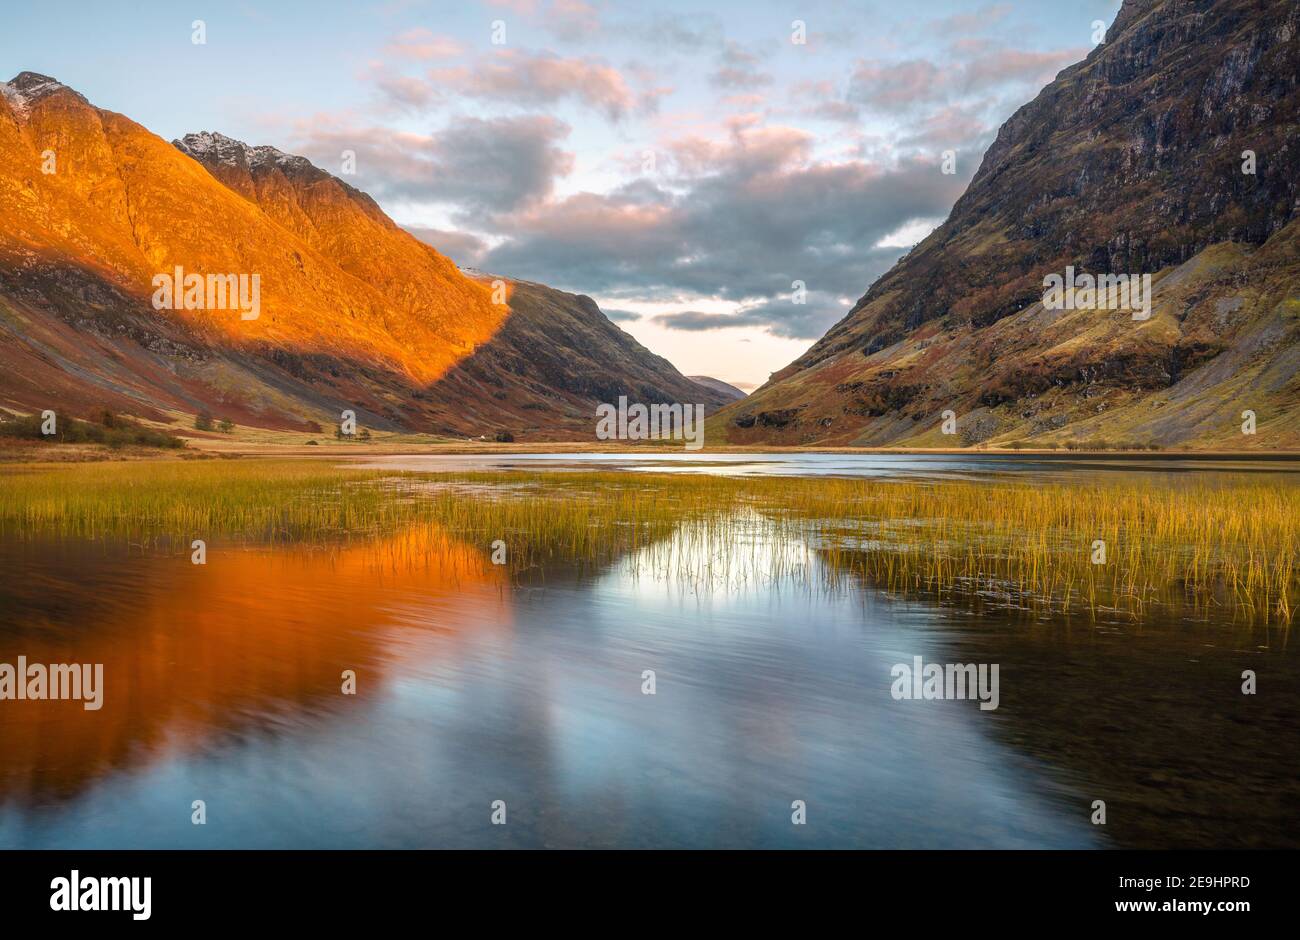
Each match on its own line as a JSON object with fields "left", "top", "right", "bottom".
{"left": 355, "top": 450, "right": 1300, "bottom": 481}
{"left": 1, "top": 458, "right": 1296, "bottom": 848}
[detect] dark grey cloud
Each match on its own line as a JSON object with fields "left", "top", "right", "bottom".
{"left": 601, "top": 308, "right": 643, "bottom": 322}
{"left": 294, "top": 115, "right": 573, "bottom": 223}
{"left": 478, "top": 130, "right": 971, "bottom": 340}
{"left": 648, "top": 283, "right": 889, "bottom": 342}
{"left": 404, "top": 225, "right": 488, "bottom": 267}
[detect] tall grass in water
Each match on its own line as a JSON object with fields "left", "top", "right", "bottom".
{"left": 0, "top": 460, "right": 1294, "bottom": 625}
{"left": 797, "top": 477, "right": 1296, "bottom": 626}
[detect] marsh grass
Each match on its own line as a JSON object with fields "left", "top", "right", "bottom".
{"left": 1, "top": 459, "right": 1294, "bottom": 625}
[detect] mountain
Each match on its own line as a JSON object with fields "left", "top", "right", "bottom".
{"left": 688, "top": 376, "right": 747, "bottom": 401}
{"left": 0, "top": 75, "right": 728, "bottom": 439}
{"left": 403, "top": 274, "right": 734, "bottom": 435}
{"left": 720, "top": 0, "right": 1300, "bottom": 450}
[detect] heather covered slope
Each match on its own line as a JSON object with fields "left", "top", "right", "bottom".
{"left": 0, "top": 73, "right": 727, "bottom": 438}
{"left": 720, "top": 0, "right": 1300, "bottom": 449}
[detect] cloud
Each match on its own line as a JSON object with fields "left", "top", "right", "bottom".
{"left": 427, "top": 49, "right": 637, "bottom": 121}
{"left": 649, "top": 295, "right": 860, "bottom": 343}
{"left": 478, "top": 124, "right": 971, "bottom": 340}
{"left": 371, "top": 71, "right": 436, "bottom": 110}
{"left": 959, "top": 48, "right": 1086, "bottom": 91}
{"left": 292, "top": 114, "right": 574, "bottom": 222}
{"left": 404, "top": 225, "right": 489, "bottom": 267}
{"left": 484, "top": 0, "right": 539, "bottom": 13}
{"left": 650, "top": 310, "right": 742, "bottom": 331}
{"left": 710, "top": 41, "right": 773, "bottom": 90}
{"left": 847, "top": 59, "right": 945, "bottom": 112}
{"left": 545, "top": 0, "right": 602, "bottom": 42}
{"left": 383, "top": 27, "right": 463, "bottom": 60}
{"left": 896, "top": 104, "right": 994, "bottom": 149}
{"left": 304, "top": 15, "right": 1090, "bottom": 346}
{"left": 629, "top": 12, "right": 725, "bottom": 50}
{"left": 929, "top": 3, "right": 1014, "bottom": 37}
{"left": 844, "top": 45, "right": 1086, "bottom": 116}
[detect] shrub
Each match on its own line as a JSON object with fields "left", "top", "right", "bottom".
{"left": 195, "top": 410, "right": 214, "bottom": 431}
{"left": 0, "top": 412, "right": 184, "bottom": 449}
{"left": 494, "top": 430, "right": 515, "bottom": 443}
{"left": 218, "top": 418, "right": 235, "bottom": 433}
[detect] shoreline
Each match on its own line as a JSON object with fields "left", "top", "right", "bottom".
{"left": 5, "top": 437, "right": 1300, "bottom": 464}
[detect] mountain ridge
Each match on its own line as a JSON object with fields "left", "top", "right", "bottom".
{"left": 0, "top": 73, "right": 729, "bottom": 439}
{"left": 720, "top": 0, "right": 1300, "bottom": 450}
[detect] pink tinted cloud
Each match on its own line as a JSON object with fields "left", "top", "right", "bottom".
{"left": 547, "top": 0, "right": 602, "bottom": 40}
{"left": 428, "top": 49, "right": 636, "bottom": 120}
{"left": 845, "top": 45, "right": 1087, "bottom": 113}
{"left": 384, "top": 28, "right": 464, "bottom": 61}
{"left": 484, "top": 0, "right": 540, "bottom": 14}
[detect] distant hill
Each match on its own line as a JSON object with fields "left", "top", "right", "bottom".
{"left": 688, "top": 376, "right": 747, "bottom": 401}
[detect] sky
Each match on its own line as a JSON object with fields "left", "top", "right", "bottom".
{"left": 2, "top": 0, "right": 1121, "bottom": 390}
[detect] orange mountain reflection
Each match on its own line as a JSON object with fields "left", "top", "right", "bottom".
{"left": 0, "top": 525, "right": 510, "bottom": 806}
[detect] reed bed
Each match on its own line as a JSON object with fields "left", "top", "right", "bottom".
{"left": 1, "top": 459, "right": 1295, "bottom": 625}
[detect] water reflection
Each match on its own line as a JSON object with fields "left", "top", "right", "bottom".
{"left": 0, "top": 526, "right": 508, "bottom": 813}
{"left": 0, "top": 513, "right": 1294, "bottom": 848}
{"left": 355, "top": 451, "right": 1300, "bottom": 483}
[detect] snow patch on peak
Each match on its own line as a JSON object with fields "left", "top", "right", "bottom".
{"left": 1, "top": 72, "right": 76, "bottom": 117}
{"left": 175, "top": 131, "right": 316, "bottom": 173}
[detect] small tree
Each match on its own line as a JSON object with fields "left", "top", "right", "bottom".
{"left": 194, "top": 410, "right": 214, "bottom": 431}
{"left": 494, "top": 430, "right": 515, "bottom": 443}
{"left": 358, "top": 427, "right": 372, "bottom": 441}
{"left": 218, "top": 418, "right": 235, "bottom": 433}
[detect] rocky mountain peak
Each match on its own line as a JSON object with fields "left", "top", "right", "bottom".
{"left": 173, "top": 131, "right": 314, "bottom": 174}
{"left": 1, "top": 71, "right": 86, "bottom": 116}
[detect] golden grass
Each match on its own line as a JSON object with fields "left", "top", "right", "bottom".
{"left": 1, "top": 459, "right": 1295, "bottom": 625}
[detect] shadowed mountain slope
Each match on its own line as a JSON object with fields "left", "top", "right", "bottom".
{"left": 719, "top": 0, "right": 1300, "bottom": 450}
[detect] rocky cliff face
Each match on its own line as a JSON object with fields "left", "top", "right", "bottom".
{"left": 721, "top": 0, "right": 1300, "bottom": 449}
{"left": 0, "top": 74, "right": 726, "bottom": 438}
